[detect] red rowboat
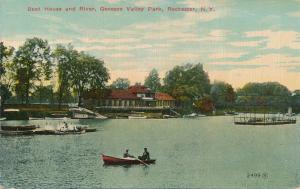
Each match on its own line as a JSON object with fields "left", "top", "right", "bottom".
{"left": 101, "top": 154, "right": 156, "bottom": 165}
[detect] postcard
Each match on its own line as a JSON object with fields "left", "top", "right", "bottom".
{"left": 0, "top": 0, "right": 299, "bottom": 189}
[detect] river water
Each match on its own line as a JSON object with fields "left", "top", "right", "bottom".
{"left": 0, "top": 116, "right": 299, "bottom": 189}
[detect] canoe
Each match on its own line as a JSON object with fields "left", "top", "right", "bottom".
{"left": 1, "top": 125, "right": 38, "bottom": 131}
{"left": 101, "top": 154, "right": 156, "bottom": 165}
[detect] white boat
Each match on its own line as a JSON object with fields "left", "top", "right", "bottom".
{"left": 183, "top": 113, "right": 206, "bottom": 118}
{"left": 183, "top": 113, "right": 197, "bottom": 118}
{"left": 45, "top": 117, "right": 69, "bottom": 120}
{"left": 56, "top": 122, "right": 87, "bottom": 133}
{"left": 0, "top": 117, "right": 6, "bottom": 121}
{"left": 163, "top": 114, "right": 178, "bottom": 119}
{"left": 128, "top": 115, "right": 147, "bottom": 119}
{"left": 29, "top": 117, "right": 45, "bottom": 120}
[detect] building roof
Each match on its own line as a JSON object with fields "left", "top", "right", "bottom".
{"left": 128, "top": 85, "right": 152, "bottom": 94}
{"left": 108, "top": 90, "right": 139, "bottom": 100}
{"left": 104, "top": 85, "right": 174, "bottom": 100}
{"left": 155, "top": 92, "right": 175, "bottom": 101}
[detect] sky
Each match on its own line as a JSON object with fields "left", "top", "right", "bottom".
{"left": 1, "top": 0, "right": 300, "bottom": 90}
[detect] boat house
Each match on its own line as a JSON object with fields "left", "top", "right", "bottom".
{"left": 83, "top": 85, "right": 175, "bottom": 112}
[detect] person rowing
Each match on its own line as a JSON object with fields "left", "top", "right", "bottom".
{"left": 138, "top": 148, "right": 150, "bottom": 160}
{"left": 123, "top": 149, "right": 135, "bottom": 158}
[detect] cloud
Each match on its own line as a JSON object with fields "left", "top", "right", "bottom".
{"left": 107, "top": 53, "right": 134, "bottom": 58}
{"left": 77, "top": 44, "right": 152, "bottom": 52}
{"left": 209, "top": 65, "right": 300, "bottom": 90}
{"left": 209, "top": 52, "right": 246, "bottom": 59}
{"left": 230, "top": 41, "right": 262, "bottom": 47}
{"left": 170, "top": 52, "right": 200, "bottom": 59}
{"left": 49, "top": 39, "right": 73, "bottom": 45}
{"left": 287, "top": 11, "right": 300, "bottom": 17}
{"left": 177, "top": 0, "right": 215, "bottom": 7}
{"left": 132, "top": 1, "right": 225, "bottom": 31}
{"left": 245, "top": 30, "right": 300, "bottom": 49}
{"left": 143, "top": 31, "right": 198, "bottom": 40}
{"left": 80, "top": 37, "right": 140, "bottom": 44}
{"left": 134, "top": 0, "right": 161, "bottom": 6}
{"left": 102, "top": 0, "right": 122, "bottom": 3}
{"left": 1, "top": 39, "right": 24, "bottom": 48}
{"left": 203, "top": 29, "right": 229, "bottom": 41}
{"left": 210, "top": 53, "right": 300, "bottom": 66}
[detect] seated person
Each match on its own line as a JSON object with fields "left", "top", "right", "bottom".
{"left": 123, "top": 149, "right": 135, "bottom": 158}
{"left": 138, "top": 148, "right": 150, "bottom": 160}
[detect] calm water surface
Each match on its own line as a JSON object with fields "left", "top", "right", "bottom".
{"left": 0, "top": 116, "right": 300, "bottom": 189}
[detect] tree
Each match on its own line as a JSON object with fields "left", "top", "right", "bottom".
{"left": 0, "top": 42, "right": 14, "bottom": 109}
{"left": 31, "top": 85, "right": 54, "bottom": 104}
{"left": 69, "top": 52, "right": 110, "bottom": 106}
{"left": 0, "top": 42, "right": 14, "bottom": 77}
{"left": 144, "top": 68, "right": 161, "bottom": 92}
{"left": 291, "top": 90, "right": 300, "bottom": 113}
{"left": 194, "top": 95, "right": 214, "bottom": 113}
{"left": 0, "top": 84, "right": 12, "bottom": 113}
{"left": 111, "top": 78, "right": 130, "bottom": 89}
{"left": 210, "top": 81, "right": 235, "bottom": 108}
{"left": 12, "top": 38, "right": 52, "bottom": 104}
{"left": 236, "top": 82, "right": 291, "bottom": 109}
{"left": 53, "top": 44, "right": 77, "bottom": 106}
{"left": 163, "top": 63, "right": 210, "bottom": 109}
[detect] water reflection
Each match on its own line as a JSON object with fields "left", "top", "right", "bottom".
{"left": 0, "top": 117, "right": 299, "bottom": 188}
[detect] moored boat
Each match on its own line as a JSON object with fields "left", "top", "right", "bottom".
{"left": 29, "top": 117, "right": 45, "bottom": 120}
{"left": 183, "top": 113, "right": 206, "bottom": 118}
{"left": 101, "top": 154, "right": 156, "bottom": 165}
{"left": 1, "top": 125, "right": 38, "bottom": 131}
{"left": 128, "top": 115, "right": 147, "bottom": 119}
{"left": 0, "top": 130, "right": 34, "bottom": 136}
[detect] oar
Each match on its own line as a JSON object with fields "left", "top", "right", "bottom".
{"left": 135, "top": 158, "right": 149, "bottom": 166}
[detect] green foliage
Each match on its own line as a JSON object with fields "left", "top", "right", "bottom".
{"left": 194, "top": 95, "right": 214, "bottom": 113}
{"left": 163, "top": 63, "right": 210, "bottom": 105}
{"left": 0, "top": 84, "right": 12, "bottom": 112}
{"left": 0, "top": 42, "right": 14, "bottom": 77}
{"left": 31, "top": 85, "right": 54, "bottom": 103}
{"left": 236, "top": 82, "right": 291, "bottom": 108}
{"left": 210, "top": 81, "right": 235, "bottom": 108}
{"left": 69, "top": 52, "right": 109, "bottom": 106}
{"left": 111, "top": 78, "right": 130, "bottom": 89}
{"left": 144, "top": 68, "right": 161, "bottom": 92}
{"left": 53, "top": 45, "right": 110, "bottom": 106}
{"left": 291, "top": 90, "right": 300, "bottom": 112}
{"left": 0, "top": 84, "right": 12, "bottom": 103}
{"left": 53, "top": 44, "right": 77, "bottom": 105}
{"left": 12, "top": 38, "right": 52, "bottom": 104}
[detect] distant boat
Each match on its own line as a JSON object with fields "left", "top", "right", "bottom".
{"left": 101, "top": 154, "right": 156, "bottom": 165}
{"left": 1, "top": 125, "right": 38, "bottom": 131}
{"left": 0, "top": 130, "right": 34, "bottom": 136}
{"left": 33, "top": 129, "right": 86, "bottom": 135}
{"left": 0, "top": 117, "right": 6, "bottom": 121}
{"left": 163, "top": 114, "right": 178, "bottom": 119}
{"left": 128, "top": 115, "right": 147, "bottom": 119}
{"left": 45, "top": 117, "right": 69, "bottom": 120}
{"left": 285, "top": 113, "right": 296, "bottom": 117}
{"left": 183, "top": 113, "right": 206, "bottom": 118}
{"left": 234, "top": 113, "right": 296, "bottom": 125}
{"left": 224, "top": 111, "right": 239, "bottom": 116}
{"left": 29, "top": 117, "right": 45, "bottom": 120}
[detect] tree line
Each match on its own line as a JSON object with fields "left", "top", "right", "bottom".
{"left": 1, "top": 38, "right": 299, "bottom": 113}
